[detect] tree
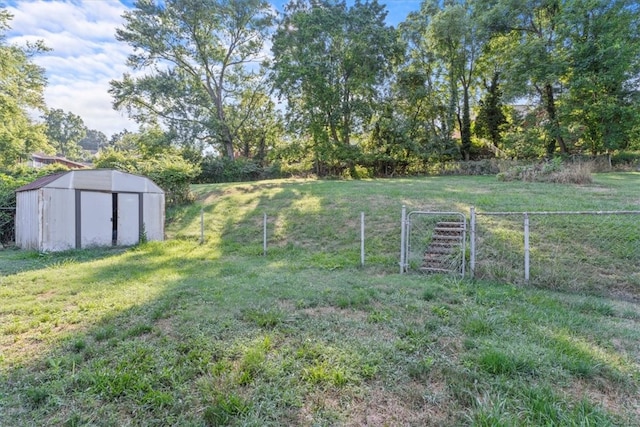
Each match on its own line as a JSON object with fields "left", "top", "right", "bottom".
{"left": 401, "top": 0, "right": 486, "bottom": 161}
{"left": 79, "top": 129, "right": 108, "bottom": 153}
{"left": 271, "top": 0, "right": 403, "bottom": 175}
{"left": 43, "top": 109, "right": 86, "bottom": 159}
{"left": 0, "top": 9, "right": 51, "bottom": 166}
{"left": 474, "top": 71, "right": 508, "bottom": 151}
{"left": 229, "top": 90, "right": 282, "bottom": 165}
{"left": 110, "top": 0, "right": 275, "bottom": 160}
{"left": 561, "top": 0, "right": 640, "bottom": 154}
{"left": 478, "top": 0, "right": 640, "bottom": 156}
{"left": 480, "top": 0, "right": 571, "bottom": 155}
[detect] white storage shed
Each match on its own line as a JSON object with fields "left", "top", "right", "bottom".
{"left": 16, "top": 169, "right": 165, "bottom": 252}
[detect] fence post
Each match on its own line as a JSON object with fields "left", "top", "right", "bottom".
{"left": 360, "top": 212, "right": 365, "bottom": 267}
{"left": 400, "top": 205, "right": 407, "bottom": 274}
{"left": 470, "top": 207, "right": 476, "bottom": 279}
{"left": 524, "top": 212, "right": 530, "bottom": 283}
{"left": 200, "top": 207, "right": 204, "bottom": 245}
{"left": 263, "top": 213, "right": 267, "bottom": 256}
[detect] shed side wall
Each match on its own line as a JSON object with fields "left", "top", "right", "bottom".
{"left": 16, "top": 191, "right": 40, "bottom": 250}
{"left": 143, "top": 193, "right": 165, "bottom": 241}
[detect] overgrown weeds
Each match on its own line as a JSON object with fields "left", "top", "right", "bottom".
{"left": 498, "top": 158, "right": 593, "bottom": 184}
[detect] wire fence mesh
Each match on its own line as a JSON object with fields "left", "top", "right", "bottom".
{"left": 472, "top": 211, "right": 640, "bottom": 294}
{"left": 0, "top": 207, "right": 16, "bottom": 245}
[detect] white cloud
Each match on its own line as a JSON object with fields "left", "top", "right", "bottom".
{"left": 5, "top": 0, "right": 137, "bottom": 138}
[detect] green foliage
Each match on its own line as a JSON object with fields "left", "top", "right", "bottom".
{"left": 111, "top": 0, "right": 275, "bottom": 159}
{"left": 497, "top": 158, "right": 593, "bottom": 184}
{"left": 197, "top": 155, "right": 281, "bottom": 183}
{"left": 136, "top": 156, "right": 200, "bottom": 206}
{"left": 475, "top": 71, "right": 508, "bottom": 149}
{"left": 272, "top": 0, "right": 403, "bottom": 175}
{"left": 0, "top": 10, "right": 52, "bottom": 166}
{"left": 78, "top": 129, "right": 107, "bottom": 153}
{"left": 43, "top": 108, "right": 86, "bottom": 160}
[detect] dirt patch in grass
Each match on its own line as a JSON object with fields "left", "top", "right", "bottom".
{"left": 346, "top": 382, "right": 451, "bottom": 426}
{"left": 155, "top": 317, "right": 175, "bottom": 336}
{"left": 300, "top": 306, "right": 361, "bottom": 319}
{"left": 566, "top": 378, "right": 640, "bottom": 422}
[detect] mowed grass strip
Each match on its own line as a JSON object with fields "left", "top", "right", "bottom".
{"left": 1, "top": 174, "right": 639, "bottom": 426}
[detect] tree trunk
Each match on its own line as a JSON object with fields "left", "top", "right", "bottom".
{"left": 543, "top": 83, "right": 567, "bottom": 156}
{"left": 461, "top": 85, "right": 472, "bottom": 161}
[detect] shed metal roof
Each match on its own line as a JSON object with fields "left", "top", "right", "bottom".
{"left": 16, "top": 173, "right": 66, "bottom": 192}
{"left": 16, "top": 170, "right": 164, "bottom": 194}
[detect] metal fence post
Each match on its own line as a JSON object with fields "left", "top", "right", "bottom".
{"left": 400, "top": 205, "right": 407, "bottom": 274}
{"left": 470, "top": 207, "right": 476, "bottom": 279}
{"left": 263, "top": 213, "right": 268, "bottom": 256}
{"left": 524, "top": 212, "right": 530, "bottom": 283}
{"left": 360, "top": 212, "right": 365, "bottom": 267}
{"left": 200, "top": 207, "right": 204, "bottom": 245}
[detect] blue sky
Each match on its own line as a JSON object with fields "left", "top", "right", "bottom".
{"left": 4, "top": 0, "right": 421, "bottom": 138}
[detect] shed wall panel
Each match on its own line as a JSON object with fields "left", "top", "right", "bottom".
{"left": 118, "top": 193, "right": 140, "bottom": 245}
{"left": 15, "top": 191, "right": 40, "bottom": 250}
{"left": 143, "top": 193, "right": 165, "bottom": 241}
{"left": 41, "top": 188, "right": 76, "bottom": 252}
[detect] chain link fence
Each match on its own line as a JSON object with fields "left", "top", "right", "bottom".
{"left": 470, "top": 209, "right": 640, "bottom": 294}
{"left": 0, "top": 207, "right": 16, "bottom": 245}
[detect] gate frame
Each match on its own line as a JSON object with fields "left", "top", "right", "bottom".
{"left": 400, "top": 206, "right": 467, "bottom": 277}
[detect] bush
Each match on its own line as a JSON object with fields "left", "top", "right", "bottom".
{"left": 611, "top": 151, "right": 640, "bottom": 169}
{"left": 136, "top": 156, "right": 200, "bottom": 206}
{"left": 197, "top": 156, "right": 282, "bottom": 183}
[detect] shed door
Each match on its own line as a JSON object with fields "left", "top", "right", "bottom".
{"left": 80, "top": 191, "right": 112, "bottom": 247}
{"left": 117, "top": 193, "right": 140, "bottom": 245}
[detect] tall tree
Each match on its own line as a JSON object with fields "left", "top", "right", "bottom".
{"left": 110, "top": 0, "right": 275, "bottom": 160}
{"left": 78, "top": 129, "right": 108, "bottom": 153}
{"left": 271, "top": 0, "right": 403, "bottom": 174}
{"left": 402, "top": 0, "right": 486, "bottom": 160}
{"left": 43, "top": 109, "right": 86, "bottom": 159}
{"left": 480, "top": 0, "right": 570, "bottom": 155}
{"left": 561, "top": 0, "right": 640, "bottom": 154}
{"left": 474, "top": 71, "right": 507, "bottom": 151}
{"left": 0, "top": 9, "right": 51, "bottom": 166}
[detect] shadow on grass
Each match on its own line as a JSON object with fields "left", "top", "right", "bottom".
{"left": 2, "top": 238, "right": 639, "bottom": 426}
{"left": 0, "top": 246, "right": 129, "bottom": 277}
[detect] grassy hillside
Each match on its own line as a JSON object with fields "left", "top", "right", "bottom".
{"left": 1, "top": 174, "right": 639, "bottom": 425}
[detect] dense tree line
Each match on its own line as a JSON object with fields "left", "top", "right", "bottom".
{"left": 109, "top": 0, "right": 640, "bottom": 178}
{"left": 2, "top": 1, "right": 640, "bottom": 180}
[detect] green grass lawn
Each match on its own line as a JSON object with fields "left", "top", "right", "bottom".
{"left": 1, "top": 174, "right": 639, "bottom": 426}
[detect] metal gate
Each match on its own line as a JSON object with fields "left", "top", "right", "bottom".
{"left": 400, "top": 207, "right": 467, "bottom": 276}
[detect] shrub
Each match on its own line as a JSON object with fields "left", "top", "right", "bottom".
{"left": 197, "top": 156, "right": 282, "bottom": 183}
{"left": 137, "top": 156, "right": 200, "bottom": 206}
